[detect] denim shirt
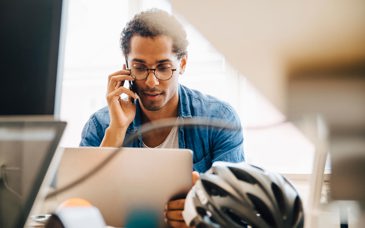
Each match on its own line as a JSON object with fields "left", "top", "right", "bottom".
{"left": 80, "top": 84, "right": 244, "bottom": 173}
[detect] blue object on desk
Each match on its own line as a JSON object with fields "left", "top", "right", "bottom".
{"left": 124, "top": 209, "right": 159, "bottom": 228}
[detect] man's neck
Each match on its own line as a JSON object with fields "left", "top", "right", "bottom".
{"left": 141, "top": 102, "right": 178, "bottom": 123}
{"left": 140, "top": 95, "right": 179, "bottom": 147}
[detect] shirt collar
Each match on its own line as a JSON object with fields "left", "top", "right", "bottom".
{"left": 178, "top": 84, "right": 192, "bottom": 118}
{"left": 129, "top": 84, "right": 192, "bottom": 132}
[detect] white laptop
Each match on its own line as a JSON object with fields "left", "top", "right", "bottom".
{"left": 49, "top": 147, "right": 193, "bottom": 227}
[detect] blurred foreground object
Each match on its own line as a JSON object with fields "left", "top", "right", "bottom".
{"left": 45, "top": 198, "right": 105, "bottom": 228}
{"left": 183, "top": 162, "right": 304, "bottom": 228}
{"left": 172, "top": 0, "right": 365, "bottom": 154}
{"left": 172, "top": 0, "right": 365, "bottom": 120}
{"left": 173, "top": 2, "right": 365, "bottom": 226}
{"left": 330, "top": 148, "right": 365, "bottom": 227}
{"left": 0, "top": 119, "right": 66, "bottom": 228}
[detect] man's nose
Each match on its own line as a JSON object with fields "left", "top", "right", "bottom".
{"left": 144, "top": 70, "right": 159, "bottom": 88}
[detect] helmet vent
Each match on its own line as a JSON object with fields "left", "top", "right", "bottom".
{"left": 247, "top": 193, "right": 276, "bottom": 227}
{"left": 228, "top": 167, "right": 258, "bottom": 184}
{"left": 222, "top": 207, "right": 249, "bottom": 227}
{"left": 196, "top": 224, "right": 211, "bottom": 228}
{"left": 197, "top": 206, "right": 219, "bottom": 226}
{"left": 271, "top": 183, "right": 286, "bottom": 216}
{"left": 197, "top": 207, "right": 207, "bottom": 217}
{"left": 201, "top": 179, "right": 229, "bottom": 197}
{"left": 292, "top": 196, "right": 304, "bottom": 227}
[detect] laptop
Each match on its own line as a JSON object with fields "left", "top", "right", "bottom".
{"left": 49, "top": 147, "right": 193, "bottom": 227}
{"left": 0, "top": 118, "right": 66, "bottom": 228}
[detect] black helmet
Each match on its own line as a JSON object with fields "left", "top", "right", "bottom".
{"left": 183, "top": 162, "right": 304, "bottom": 228}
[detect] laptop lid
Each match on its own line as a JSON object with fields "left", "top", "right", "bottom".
{"left": 0, "top": 118, "right": 66, "bottom": 228}
{"left": 50, "top": 147, "right": 193, "bottom": 227}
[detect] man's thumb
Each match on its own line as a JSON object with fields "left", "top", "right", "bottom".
{"left": 192, "top": 171, "right": 200, "bottom": 185}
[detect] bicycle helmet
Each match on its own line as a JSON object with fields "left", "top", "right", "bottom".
{"left": 183, "top": 162, "right": 304, "bottom": 228}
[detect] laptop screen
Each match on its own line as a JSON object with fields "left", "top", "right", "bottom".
{"left": 0, "top": 119, "right": 66, "bottom": 228}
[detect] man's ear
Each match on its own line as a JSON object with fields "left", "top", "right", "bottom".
{"left": 179, "top": 54, "right": 188, "bottom": 75}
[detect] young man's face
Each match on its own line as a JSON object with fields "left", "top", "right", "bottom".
{"left": 127, "top": 35, "right": 186, "bottom": 112}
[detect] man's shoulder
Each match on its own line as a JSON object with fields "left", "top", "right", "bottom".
{"left": 179, "top": 84, "right": 236, "bottom": 117}
{"left": 179, "top": 84, "right": 225, "bottom": 103}
{"left": 89, "top": 106, "right": 110, "bottom": 123}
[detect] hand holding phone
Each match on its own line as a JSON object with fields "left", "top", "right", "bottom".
{"left": 102, "top": 69, "right": 138, "bottom": 147}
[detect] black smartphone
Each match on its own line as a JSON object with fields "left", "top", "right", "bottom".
{"left": 129, "top": 80, "right": 137, "bottom": 93}
{"left": 128, "top": 80, "right": 137, "bottom": 103}
{"left": 125, "top": 67, "right": 136, "bottom": 93}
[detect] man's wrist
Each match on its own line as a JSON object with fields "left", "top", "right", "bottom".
{"left": 100, "top": 125, "right": 127, "bottom": 147}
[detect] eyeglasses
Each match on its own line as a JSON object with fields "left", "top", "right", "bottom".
{"left": 128, "top": 64, "right": 177, "bottom": 81}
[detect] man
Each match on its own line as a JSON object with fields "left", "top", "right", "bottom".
{"left": 80, "top": 8, "right": 244, "bottom": 227}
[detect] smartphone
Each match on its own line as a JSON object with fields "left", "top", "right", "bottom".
{"left": 129, "top": 80, "right": 137, "bottom": 93}
{"left": 125, "top": 68, "right": 137, "bottom": 93}
{"left": 128, "top": 80, "right": 137, "bottom": 103}
{"left": 121, "top": 68, "right": 136, "bottom": 102}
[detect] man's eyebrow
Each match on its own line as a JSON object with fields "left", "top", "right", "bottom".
{"left": 130, "top": 58, "right": 146, "bottom": 63}
{"left": 130, "top": 58, "right": 173, "bottom": 66}
{"left": 156, "top": 59, "right": 172, "bottom": 64}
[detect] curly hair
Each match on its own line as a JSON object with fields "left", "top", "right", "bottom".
{"left": 120, "top": 8, "right": 188, "bottom": 60}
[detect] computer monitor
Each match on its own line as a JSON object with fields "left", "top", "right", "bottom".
{"left": 0, "top": 118, "right": 66, "bottom": 228}
{"left": 0, "top": 0, "right": 66, "bottom": 116}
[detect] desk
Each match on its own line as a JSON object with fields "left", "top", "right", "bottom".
{"left": 28, "top": 176, "right": 363, "bottom": 228}
{"left": 284, "top": 173, "right": 364, "bottom": 228}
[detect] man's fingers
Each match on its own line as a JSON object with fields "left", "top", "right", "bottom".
{"left": 165, "top": 219, "right": 188, "bottom": 228}
{"left": 118, "top": 86, "right": 138, "bottom": 100}
{"left": 192, "top": 171, "right": 200, "bottom": 185}
{"left": 165, "top": 210, "right": 183, "bottom": 221}
{"left": 166, "top": 199, "right": 185, "bottom": 210}
{"left": 107, "top": 87, "right": 137, "bottom": 104}
{"left": 108, "top": 69, "right": 131, "bottom": 80}
{"left": 107, "top": 87, "right": 127, "bottom": 101}
{"left": 108, "top": 74, "right": 133, "bottom": 90}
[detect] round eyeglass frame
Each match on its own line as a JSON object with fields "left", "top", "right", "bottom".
{"left": 127, "top": 67, "right": 177, "bottom": 81}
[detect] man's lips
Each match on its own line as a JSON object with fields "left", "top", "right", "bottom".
{"left": 144, "top": 92, "right": 160, "bottom": 96}
{"left": 142, "top": 91, "right": 163, "bottom": 98}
